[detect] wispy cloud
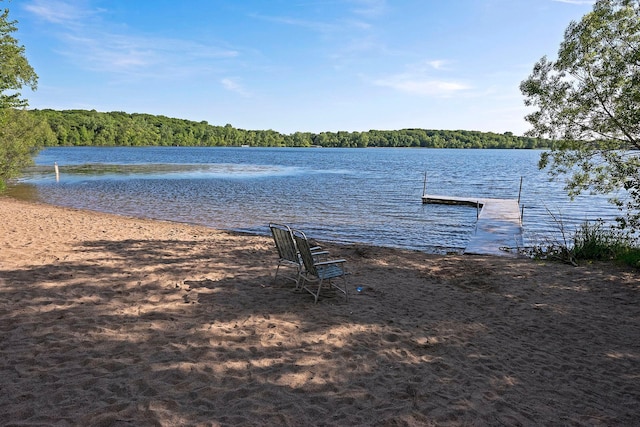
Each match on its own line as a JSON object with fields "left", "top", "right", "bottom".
{"left": 23, "top": 0, "right": 239, "bottom": 80}
{"left": 252, "top": 0, "right": 386, "bottom": 36}
{"left": 24, "top": 0, "right": 98, "bottom": 24}
{"left": 426, "top": 60, "right": 449, "bottom": 71}
{"left": 62, "top": 32, "right": 237, "bottom": 79}
{"left": 373, "top": 74, "right": 469, "bottom": 96}
{"left": 221, "top": 78, "right": 251, "bottom": 97}
{"left": 250, "top": 13, "right": 374, "bottom": 36}
{"left": 372, "top": 60, "right": 469, "bottom": 96}
{"left": 349, "top": 0, "right": 387, "bottom": 17}
{"left": 60, "top": 33, "right": 155, "bottom": 72}
{"left": 250, "top": 14, "right": 338, "bottom": 33}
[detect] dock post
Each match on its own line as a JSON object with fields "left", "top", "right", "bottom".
{"left": 54, "top": 162, "right": 59, "bottom": 182}
{"left": 422, "top": 172, "right": 427, "bottom": 198}
{"left": 517, "top": 176, "right": 523, "bottom": 205}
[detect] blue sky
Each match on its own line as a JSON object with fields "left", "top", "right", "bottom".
{"left": 11, "top": 0, "right": 595, "bottom": 135}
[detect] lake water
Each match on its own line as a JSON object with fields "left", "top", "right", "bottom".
{"left": 7, "top": 146, "right": 621, "bottom": 253}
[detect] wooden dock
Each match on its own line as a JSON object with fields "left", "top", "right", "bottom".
{"left": 422, "top": 194, "right": 523, "bottom": 257}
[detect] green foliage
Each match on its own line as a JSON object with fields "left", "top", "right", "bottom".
{"left": 616, "top": 247, "right": 640, "bottom": 268}
{"left": 29, "top": 109, "right": 550, "bottom": 150}
{"left": 0, "top": 8, "right": 37, "bottom": 109}
{"left": 573, "top": 220, "right": 632, "bottom": 260}
{"left": 527, "top": 243, "right": 577, "bottom": 266}
{"left": 573, "top": 220, "right": 640, "bottom": 268}
{"left": 529, "top": 218, "right": 640, "bottom": 268}
{"left": 0, "top": 109, "right": 54, "bottom": 190}
{"left": 0, "top": 4, "right": 41, "bottom": 190}
{"left": 521, "top": 0, "right": 640, "bottom": 232}
{"left": 525, "top": 208, "right": 579, "bottom": 265}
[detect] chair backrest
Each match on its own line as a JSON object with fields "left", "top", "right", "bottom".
{"left": 269, "top": 223, "right": 299, "bottom": 264}
{"left": 292, "top": 229, "right": 318, "bottom": 276}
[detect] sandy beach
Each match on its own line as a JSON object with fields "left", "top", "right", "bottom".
{"left": 0, "top": 196, "right": 638, "bottom": 426}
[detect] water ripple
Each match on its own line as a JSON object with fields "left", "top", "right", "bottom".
{"left": 8, "top": 147, "right": 624, "bottom": 254}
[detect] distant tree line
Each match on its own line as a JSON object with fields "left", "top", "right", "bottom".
{"left": 29, "top": 109, "right": 552, "bottom": 149}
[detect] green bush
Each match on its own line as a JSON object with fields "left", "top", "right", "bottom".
{"left": 572, "top": 221, "right": 639, "bottom": 267}
{"left": 617, "top": 248, "right": 640, "bottom": 268}
{"left": 529, "top": 219, "right": 640, "bottom": 268}
{"left": 574, "top": 221, "right": 621, "bottom": 260}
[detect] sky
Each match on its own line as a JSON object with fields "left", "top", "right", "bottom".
{"left": 10, "top": 0, "right": 596, "bottom": 136}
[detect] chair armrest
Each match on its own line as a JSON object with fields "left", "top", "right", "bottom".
{"left": 311, "top": 250, "right": 330, "bottom": 259}
{"left": 314, "top": 259, "right": 346, "bottom": 266}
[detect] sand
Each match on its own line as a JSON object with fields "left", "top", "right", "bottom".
{"left": 0, "top": 196, "right": 638, "bottom": 426}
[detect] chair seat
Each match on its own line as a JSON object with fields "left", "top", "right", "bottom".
{"left": 316, "top": 261, "right": 346, "bottom": 280}
{"left": 293, "top": 229, "right": 349, "bottom": 303}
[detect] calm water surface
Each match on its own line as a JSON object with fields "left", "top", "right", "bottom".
{"left": 8, "top": 147, "right": 620, "bottom": 253}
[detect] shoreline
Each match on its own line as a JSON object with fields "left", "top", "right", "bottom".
{"left": 4, "top": 191, "right": 468, "bottom": 255}
{"left": 1, "top": 196, "right": 638, "bottom": 425}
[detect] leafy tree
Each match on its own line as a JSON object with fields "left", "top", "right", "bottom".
{"left": 0, "top": 8, "right": 36, "bottom": 110}
{"left": 30, "top": 108, "right": 552, "bottom": 149}
{"left": 0, "top": 109, "right": 54, "bottom": 186}
{"left": 520, "top": 0, "right": 640, "bottom": 231}
{"left": 0, "top": 4, "right": 40, "bottom": 190}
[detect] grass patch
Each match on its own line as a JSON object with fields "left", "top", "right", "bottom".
{"left": 573, "top": 221, "right": 630, "bottom": 261}
{"left": 530, "top": 220, "right": 640, "bottom": 269}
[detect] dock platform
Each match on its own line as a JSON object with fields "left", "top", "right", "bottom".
{"left": 422, "top": 194, "right": 523, "bottom": 257}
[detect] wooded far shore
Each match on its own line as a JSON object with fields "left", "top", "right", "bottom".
{"left": 29, "top": 109, "right": 551, "bottom": 149}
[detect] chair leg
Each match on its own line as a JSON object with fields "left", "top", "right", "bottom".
{"left": 342, "top": 276, "right": 349, "bottom": 302}
{"left": 314, "top": 279, "right": 324, "bottom": 304}
{"left": 328, "top": 278, "right": 349, "bottom": 302}
{"left": 294, "top": 268, "right": 303, "bottom": 290}
{"left": 273, "top": 263, "right": 282, "bottom": 283}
